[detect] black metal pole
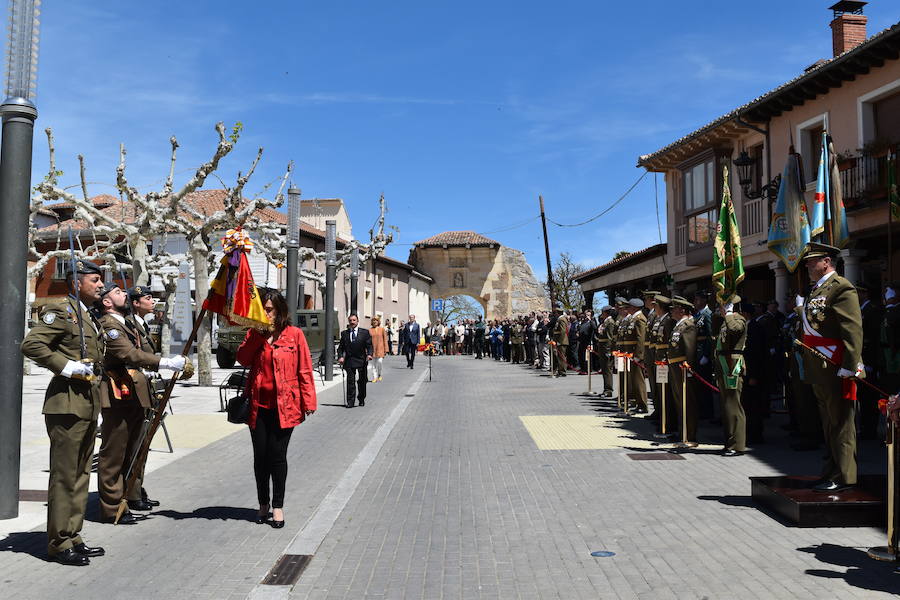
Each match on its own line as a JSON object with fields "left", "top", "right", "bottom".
{"left": 0, "top": 98, "right": 37, "bottom": 519}
{"left": 539, "top": 195, "right": 555, "bottom": 307}
{"left": 323, "top": 220, "right": 336, "bottom": 382}
{"left": 287, "top": 245, "right": 298, "bottom": 317}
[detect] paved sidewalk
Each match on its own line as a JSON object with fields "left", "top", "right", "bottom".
{"left": 2, "top": 355, "right": 898, "bottom": 599}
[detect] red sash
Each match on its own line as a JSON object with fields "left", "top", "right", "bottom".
{"left": 801, "top": 333, "right": 856, "bottom": 401}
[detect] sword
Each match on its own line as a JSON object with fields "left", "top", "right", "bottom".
{"left": 67, "top": 226, "right": 96, "bottom": 381}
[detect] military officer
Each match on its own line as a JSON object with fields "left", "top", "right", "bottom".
{"left": 798, "top": 242, "right": 864, "bottom": 492}
{"left": 668, "top": 296, "right": 697, "bottom": 448}
{"left": 95, "top": 285, "right": 186, "bottom": 524}
{"left": 622, "top": 298, "right": 648, "bottom": 413}
{"left": 21, "top": 260, "right": 106, "bottom": 566}
{"left": 551, "top": 305, "right": 569, "bottom": 376}
{"left": 613, "top": 297, "right": 632, "bottom": 407}
{"left": 714, "top": 294, "right": 747, "bottom": 456}
{"left": 594, "top": 306, "right": 616, "bottom": 397}
{"left": 693, "top": 292, "right": 715, "bottom": 420}
{"left": 642, "top": 291, "right": 661, "bottom": 412}
{"left": 650, "top": 295, "right": 675, "bottom": 433}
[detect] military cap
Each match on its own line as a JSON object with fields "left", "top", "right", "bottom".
{"left": 70, "top": 260, "right": 102, "bottom": 276}
{"left": 614, "top": 296, "right": 628, "bottom": 306}
{"left": 99, "top": 284, "right": 120, "bottom": 298}
{"left": 653, "top": 294, "right": 671, "bottom": 307}
{"left": 128, "top": 285, "right": 152, "bottom": 299}
{"left": 602, "top": 305, "right": 615, "bottom": 312}
{"left": 804, "top": 241, "right": 840, "bottom": 260}
{"left": 671, "top": 295, "right": 693, "bottom": 310}
{"left": 628, "top": 298, "right": 644, "bottom": 308}
{"left": 641, "top": 289, "right": 661, "bottom": 297}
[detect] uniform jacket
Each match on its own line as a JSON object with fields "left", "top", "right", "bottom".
{"left": 21, "top": 298, "right": 104, "bottom": 420}
{"left": 130, "top": 315, "right": 158, "bottom": 354}
{"left": 622, "top": 311, "right": 647, "bottom": 359}
{"left": 800, "top": 272, "right": 863, "bottom": 379}
{"left": 337, "top": 327, "right": 374, "bottom": 369}
{"left": 693, "top": 306, "right": 713, "bottom": 360}
{"left": 644, "top": 312, "right": 658, "bottom": 364}
{"left": 551, "top": 314, "right": 570, "bottom": 345}
{"left": 237, "top": 326, "right": 317, "bottom": 430}
{"left": 667, "top": 316, "right": 696, "bottom": 366}
{"left": 99, "top": 313, "right": 161, "bottom": 409}
{"left": 651, "top": 313, "right": 674, "bottom": 363}
{"left": 715, "top": 312, "right": 747, "bottom": 378}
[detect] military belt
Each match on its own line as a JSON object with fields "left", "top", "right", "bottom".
{"left": 668, "top": 356, "right": 686, "bottom": 364}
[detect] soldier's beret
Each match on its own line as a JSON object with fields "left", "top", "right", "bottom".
{"left": 70, "top": 260, "right": 102, "bottom": 276}
{"left": 641, "top": 290, "right": 661, "bottom": 297}
{"left": 602, "top": 305, "right": 615, "bottom": 312}
{"left": 804, "top": 241, "right": 840, "bottom": 260}
{"left": 628, "top": 298, "right": 643, "bottom": 308}
{"left": 654, "top": 294, "right": 672, "bottom": 307}
{"left": 128, "top": 285, "right": 152, "bottom": 299}
{"left": 614, "top": 296, "right": 628, "bottom": 306}
{"left": 672, "top": 295, "right": 693, "bottom": 309}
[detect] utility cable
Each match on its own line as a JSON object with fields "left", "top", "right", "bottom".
{"left": 546, "top": 171, "right": 649, "bottom": 228}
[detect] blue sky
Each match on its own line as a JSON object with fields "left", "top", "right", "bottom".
{"left": 27, "top": 1, "right": 899, "bottom": 281}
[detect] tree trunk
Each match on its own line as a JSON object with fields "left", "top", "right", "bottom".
{"left": 190, "top": 239, "right": 212, "bottom": 386}
{"left": 130, "top": 236, "right": 150, "bottom": 286}
{"left": 160, "top": 281, "right": 176, "bottom": 357}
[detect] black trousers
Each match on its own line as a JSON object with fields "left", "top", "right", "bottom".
{"left": 474, "top": 337, "right": 484, "bottom": 358}
{"left": 404, "top": 344, "right": 417, "bottom": 367}
{"left": 345, "top": 365, "right": 367, "bottom": 406}
{"left": 250, "top": 408, "right": 294, "bottom": 508}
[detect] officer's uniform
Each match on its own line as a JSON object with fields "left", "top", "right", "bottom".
{"left": 693, "top": 301, "right": 714, "bottom": 419}
{"left": 97, "top": 308, "right": 162, "bottom": 521}
{"left": 799, "top": 243, "right": 863, "bottom": 488}
{"left": 21, "top": 263, "right": 105, "bottom": 559}
{"left": 595, "top": 308, "right": 616, "bottom": 395}
{"left": 622, "top": 299, "right": 648, "bottom": 412}
{"left": 668, "top": 296, "right": 697, "bottom": 444}
{"left": 715, "top": 298, "right": 747, "bottom": 453}
{"left": 642, "top": 291, "right": 661, "bottom": 406}
{"left": 613, "top": 298, "right": 630, "bottom": 404}
{"left": 650, "top": 296, "right": 675, "bottom": 432}
{"left": 551, "top": 311, "right": 570, "bottom": 376}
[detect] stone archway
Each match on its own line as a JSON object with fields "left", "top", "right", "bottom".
{"left": 408, "top": 231, "right": 549, "bottom": 320}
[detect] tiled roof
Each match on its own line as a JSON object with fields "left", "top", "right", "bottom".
{"left": 37, "top": 189, "right": 287, "bottom": 232}
{"left": 45, "top": 194, "right": 119, "bottom": 211}
{"left": 412, "top": 231, "right": 499, "bottom": 247}
{"left": 638, "top": 21, "right": 900, "bottom": 169}
{"left": 573, "top": 243, "right": 667, "bottom": 282}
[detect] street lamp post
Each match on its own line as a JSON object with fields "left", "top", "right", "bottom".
{"left": 0, "top": 0, "right": 41, "bottom": 520}
{"left": 323, "top": 220, "right": 336, "bottom": 381}
{"left": 349, "top": 247, "right": 359, "bottom": 316}
{"left": 286, "top": 184, "right": 301, "bottom": 318}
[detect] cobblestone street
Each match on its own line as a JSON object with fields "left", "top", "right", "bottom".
{"left": 2, "top": 356, "right": 897, "bottom": 599}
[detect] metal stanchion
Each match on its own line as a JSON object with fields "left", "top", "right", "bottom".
{"left": 587, "top": 347, "right": 592, "bottom": 394}
{"left": 621, "top": 354, "right": 630, "bottom": 416}
{"left": 868, "top": 420, "right": 898, "bottom": 562}
{"left": 653, "top": 361, "right": 669, "bottom": 440}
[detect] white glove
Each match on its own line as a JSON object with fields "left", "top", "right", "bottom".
{"left": 699, "top": 356, "right": 709, "bottom": 366}
{"left": 795, "top": 295, "right": 804, "bottom": 307}
{"left": 159, "top": 355, "right": 186, "bottom": 371}
{"left": 836, "top": 367, "right": 855, "bottom": 378}
{"left": 61, "top": 360, "right": 93, "bottom": 379}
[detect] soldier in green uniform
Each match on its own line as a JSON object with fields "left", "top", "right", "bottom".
{"left": 642, "top": 291, "right": 661, "bottom": 413}
{"left": 650, "top": 295, "right": 675, "bottom": 434}
{"left": 551, "top": 306, "right": 570, "bottom": 376}
{"left": 668, "top": 296, "right": 697, "bottom": 448}
{"left": 21, "top": 261, "right": 106, "bottom": 566}
{"left": 95, "top": 285, "right": 186, "bottom": 524}
{"left": 692, "top": 292, "right": 715, "bottom": 420}
{"left": 798, "top": 242, "right": 863, "bottom": 492}
{"left": 613, "top": 298, "right": 632, "bottom": 408}
{"left": 595, "top": 306, "right": 616, "bottom": 397}
{"left": 623, "top": 298, "right": 648, "bottom": 413}
{"left": 714, "top": 294, "right": 747, "bottom": 456}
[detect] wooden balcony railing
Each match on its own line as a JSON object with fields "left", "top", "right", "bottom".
{"left": 675, "top": 224, "right": 686, "bottom": 256}
{"left": 742, "top": 198, "right": 764, "bottom": 236}
{"left": 839, "top": 148, "right": 897, "bottom": 211}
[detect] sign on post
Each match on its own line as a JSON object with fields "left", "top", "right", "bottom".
{"left": 656, "top": 364, "right": 669, "bottom": 383}
{"left": 431, "top": 299, "right": 444, "bottom": 312}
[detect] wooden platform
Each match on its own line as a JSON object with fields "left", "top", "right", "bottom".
{"left": 750, "top": 475, "right": 885, "bottom": 527}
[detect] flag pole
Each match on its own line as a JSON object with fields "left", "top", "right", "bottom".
{"left": 889, "top": 149, "right": 895, "bottom": 281}
{"left": 116, "top": 308, "right": 207, "bottom": 523}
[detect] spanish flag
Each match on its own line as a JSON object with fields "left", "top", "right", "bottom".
{"left": 203, "top": 228, "right": 270, "bottom": 328}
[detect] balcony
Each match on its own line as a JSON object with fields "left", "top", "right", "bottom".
{"left": 741, "top": 197, "right": 764, "bottom": 236}
{"left": 839, "top": 148, "right": 897, "bottom": 212}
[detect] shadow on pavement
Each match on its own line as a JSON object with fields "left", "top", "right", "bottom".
{"left": 798, "top": 543, "right": 900, "bottom": 595}
{"left": 0, "top": 531, "right": 49, "bottom": 561}
{"left": 152, "top": 506, "right": 259, "bottom": 522}
{"left": 696, "top": 494, "right": 756, "bottom": 508}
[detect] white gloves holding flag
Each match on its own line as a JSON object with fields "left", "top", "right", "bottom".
{"left": 61, "top": 360, "right": 94, "bottom": 379}
{"left": 159, "top": 355, "right": 187, "bottom": 371}
{"left": 795, "top": 295, "right": 804, "bottom": 307}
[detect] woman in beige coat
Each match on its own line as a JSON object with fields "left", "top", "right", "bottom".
{"left": 370, "top": 316, "right": 389, "bottom": 382}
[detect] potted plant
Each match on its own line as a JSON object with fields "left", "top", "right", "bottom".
{"left": 858, "top": 137, "right": 895, "bottom": 159}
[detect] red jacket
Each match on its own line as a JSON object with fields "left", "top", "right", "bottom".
{"left": 236, "top": 326, "right": 317, "bottom": 429}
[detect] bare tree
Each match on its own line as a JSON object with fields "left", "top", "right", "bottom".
{"left": 432, "top": 295, "right": 482, "bottom": 323}
{"left": 546, "top": 252, "right": 585, "bottom": 311}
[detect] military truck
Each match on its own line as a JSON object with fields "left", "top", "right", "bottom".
{"left": 214, "top": 309, "right": 339, "bottom": 368}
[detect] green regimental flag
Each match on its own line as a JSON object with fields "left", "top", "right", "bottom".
{"left": 891, "top": 150, "right": 899, "bottom": 222}
{"left": 712, "top": 165, "right": 745, "bottom": 305}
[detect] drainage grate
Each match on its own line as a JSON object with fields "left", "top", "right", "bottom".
{"left": 626, "top": 452, "right": 685, "bottom": 461}
{"left": 262, "top": 554, "right": 312, "bottom": 586}
{"left": 19, "top": 490, "right": 48, "bottom": 502}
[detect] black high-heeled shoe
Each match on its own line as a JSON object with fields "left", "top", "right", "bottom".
{"left": 256, "top": 513, "right": 270, "bottom": 525}
{"left": 271, "top": 519, "right": 285, "bottom": 529}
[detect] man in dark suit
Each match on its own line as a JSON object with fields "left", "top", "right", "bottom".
{"left": 401, "top": 314, "right": 421, "bottom": 368}
{"left": 338, "top": 314, "right": 374, "bottom": 408}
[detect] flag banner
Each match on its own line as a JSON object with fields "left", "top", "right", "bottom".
{"left": 203, "top": 227, "right": 271, "bottom": 328}
{"left": 767, "top": 151, "right": 810, "bottom": 272}
{"left": 713, "top": 165, "right": 745, "bottom": 305}
{"left": 810, "top": 132, "right": 827, "bottom": 239}
{"left": 890, "top": 150, "right": 899, "bottom": 222}
{"left": 826, "top": 135, "right": 850, "bottom": 248}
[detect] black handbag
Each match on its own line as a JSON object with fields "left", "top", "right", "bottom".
{"left": 226, "top": 370, "right": 251, "bottom": 424}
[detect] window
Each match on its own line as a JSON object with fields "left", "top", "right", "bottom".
{"left": 859, "top": 79, "right": 900, "bottom": 150}
{"left": 390, "top": 274, "right": 398, "bottom": 302}
{"left": 52, "top": 258, "right": 68, "bottom": 280}
{"left": 797, "top": 113, "right": 828, "bottom": 186}
{"left": 681, "top": 153, "right": 718, "bottom": 250}
{"left": 376, "top": 269, "right": 384, "bottom": 299}
{"left": 364, "top": 288, "right": 372, "bottom": 318}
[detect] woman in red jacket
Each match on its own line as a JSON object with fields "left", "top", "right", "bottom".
{"left": 236, "top": 290, "right": 317, "bottom": 528}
